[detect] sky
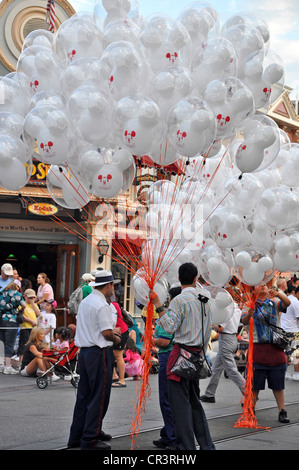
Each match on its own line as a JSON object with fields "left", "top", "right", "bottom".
{"left": 70, "top": 0, "right": 299, "bottom": 98}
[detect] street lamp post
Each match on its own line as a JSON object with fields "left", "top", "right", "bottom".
{"left": 97, "top": 239, "right": 110, "bottom": 264}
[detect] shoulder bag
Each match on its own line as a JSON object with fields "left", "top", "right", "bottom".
{"left": 120, "top": 308, "right": 134, "bottom": 328}
{"left": 260, "top": 309, "right": 290, "bottom": 350}
{"left": 170, "top": 297, "right": 212, "bottom": 380}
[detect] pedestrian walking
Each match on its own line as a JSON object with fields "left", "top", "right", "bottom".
{"left": 200, "top": 299, "right": 246, "bottom": 403}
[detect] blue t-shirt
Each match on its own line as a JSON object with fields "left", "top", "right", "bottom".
{"left": 0, "top": 277, "right": 13, "bottom": 292}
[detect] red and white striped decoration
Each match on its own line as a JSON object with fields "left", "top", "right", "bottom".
{"left": 46, "top": 0, "right": 56, "bottom": 33}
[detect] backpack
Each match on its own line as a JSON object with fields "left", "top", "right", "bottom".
{"left": 67, "top": 284, "right": 84, "bottom": 315}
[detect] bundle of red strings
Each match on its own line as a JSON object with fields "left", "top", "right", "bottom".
{"left": 234, "top": 288, "right": 270, "bottom": 430}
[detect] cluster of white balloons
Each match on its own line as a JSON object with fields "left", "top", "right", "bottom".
{"left": 0, "top": 1, "right": 297, "bottom": 321}
{"left": 135, "top": 134, "right": 299, "bottom": 321}
{"left": 0, "top": 1, "right": 286, "bottom": 201}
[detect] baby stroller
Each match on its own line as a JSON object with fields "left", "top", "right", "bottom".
{"left": 36, "top": 341, "right": 79, "bottom": 389}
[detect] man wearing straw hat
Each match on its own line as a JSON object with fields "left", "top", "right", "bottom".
{"left": 67, "top": 270, "right": 121, "bottom": 450}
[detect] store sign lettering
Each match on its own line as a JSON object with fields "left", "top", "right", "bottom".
{"left": 25, "top": 160, "right": 50, "bottom": 183}
{"left": 28, "top": 203, "right": 58, "bottom": 216}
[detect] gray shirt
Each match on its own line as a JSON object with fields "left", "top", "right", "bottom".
{"left": 158, "top": 287, "right": 212, "bottom": 350}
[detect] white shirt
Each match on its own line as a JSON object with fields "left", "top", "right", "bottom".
{"left": 37, "top": 312, "right": 56, "bottom": 344}
{"left": 75, "top": 289, "right": 117, "bottom": 348}
{"left": 220, "top": 303, "right": 242, "bottom": 334}
{"left": 281, "top": 295, "right": 299, "bottom": 332}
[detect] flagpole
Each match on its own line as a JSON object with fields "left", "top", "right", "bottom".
{"left": 45, "top": 0, "right": 50, "bottom": 30}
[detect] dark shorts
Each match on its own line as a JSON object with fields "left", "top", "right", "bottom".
{"left": 113, "top": 330, "right": 129, "bottom": 351}
{"left": 253, "top": 363, "right": 287, "bottom": 391}
{"left": 18, "top": 329, "right": 32, "bottom": 355}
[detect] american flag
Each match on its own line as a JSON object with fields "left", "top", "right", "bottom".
{"left": 46, "top": 0, "right": 55, "bottom": 33}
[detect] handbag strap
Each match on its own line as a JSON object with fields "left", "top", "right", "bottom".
{"left": 200, "top": 300, "right": 212, "bottom": 373}
{"left": 257, "top": 304, "right": 279, "bottom": 330}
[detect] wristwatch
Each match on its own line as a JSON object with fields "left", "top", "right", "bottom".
{"left": 155, "top": 306, "right": 165, "bottom": 313}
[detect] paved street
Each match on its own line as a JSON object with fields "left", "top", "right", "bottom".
{"left": 1, "top": 362, "right": 299, "bottom": 454}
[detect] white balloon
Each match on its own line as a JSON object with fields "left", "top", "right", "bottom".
{"left": 131, "top": 268, "right": 168, "bottom": 305}
{"left": 234, "top": 115, "right": 280, "bottom": 173}
{"left": 234, "top": 247, "right": 274, "bottom": 286}
{"left": 47, "top": 164, "right": 91, "bottom": 209}
{"left": 67, "top": 86, "right": 112, "bottom": 145}
{"left": 100, "top": 40, "right": 146, "bottom": 100}
{"left": 258, "top": 185, "right": 299, "bottom": 231}
{"left": 167, "top": 97, "right": 216, "bottom": 158}
{"left": 0, "top": 157, "right": 31, "bottom": 191}
{"left": 140, "top": 15, "right": 192, "bottom": 73}
{"left": 178, "top": 3, "right": 219, "bottom": 53}
{"left": 17, "top": 46, "right": 63, "bottom": 96}
{"left": 151, "top": 66, "right": 195, "bottom": 119}
{"left": 204, "top": 77, "right": 254, "bottom": 140}
{"left": 55, "top": 12, "right": 103, "bottom": 62}
{"left": 201, "top": 286, "right": 234, "bottom": 323}
{"left": 273, "top": 232, "right": 299, "bottom": 272}
{"left": 209, "top": 206, "right": 246, "bottom": 248}
{"left": 0, "top": 134, "right": 29, "bottom": 164}
{"left": 114, "top": 95, "right": 165, "bottom": 155}
{"left": 279, "top": 144, "right": 299, "bottom": 188}
{"left": 149, "top": 137, "right": 181, "bottom": 166}
{"left": 36, "top": 128, "right": 70, "bottom": 164}
{"left": 191, "top": 37, "right": 236, "bottom": 93}
{"left": 0, "top": 113, "right": 24, "bottom": 139}
{"left": 243, "top": 49, "right": 284, "bottom": 109}
{"left": 62, "top": 57, "right": 104, "bottom": 96}
{"left": 0, "top": 76, "right": 29, "bottom": 116}
{"left": 91, "top": 163, "right": 124, "bottom": 198}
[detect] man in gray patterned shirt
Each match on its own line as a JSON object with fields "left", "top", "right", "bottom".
{"left": 151, "top": 262, "right": 215, "bottom": 450}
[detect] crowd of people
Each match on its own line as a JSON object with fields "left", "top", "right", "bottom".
{"left": 1, "top": 260, "right": 299, "bottom": 450}
{"left": 0, "top": 263, "right": 74, "bottom": 379}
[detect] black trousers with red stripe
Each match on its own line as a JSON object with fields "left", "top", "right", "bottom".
{"left": 68, "top": 345, "right": 113, "bottom": 448}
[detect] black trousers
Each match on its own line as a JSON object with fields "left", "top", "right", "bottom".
{"left": 167, "top": 377, "right": 215, "bottom": 450}
{"left": 68, "top": 346, "right": 113, "bottom": 448}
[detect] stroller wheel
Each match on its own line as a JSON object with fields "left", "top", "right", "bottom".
{"left": 36, "top": 377, "right": 48, "bottom": 389}
{"left": 71, "top": 375, "right": 79, "bottom": 388}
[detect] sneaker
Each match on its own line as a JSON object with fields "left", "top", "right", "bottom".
{"left": 285, "top": 372, "right": 293, "bottom": 380}
{"left": 278, "top": 409, "right": 290, "bottom": 424}
{"left": 0, "top": 364, "right": 4, "bottom": 373}
{"left": 200, "top": 395, "right": 215, "bottom": 403}
{"left": 3, "top": 366, "right": 19, "bottom": 375}
{"left": 292, "top": 372, "right": 299, "bottom": 381}
{"left": 50, "top": 373, "right": 60, "bottom": 382}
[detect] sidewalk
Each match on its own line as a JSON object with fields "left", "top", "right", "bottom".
{"left": 1, "top": 365, "right": 299, "bottom": 451}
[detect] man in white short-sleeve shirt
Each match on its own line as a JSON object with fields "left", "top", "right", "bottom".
{"left": 68, "top": 270, "right": 121, "bottom": 450}
{"left": 75, "top": 289, "right": 117, "bottom": 349}
{"left": 281, "top": 286, "right": 299, "bottom": 332}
